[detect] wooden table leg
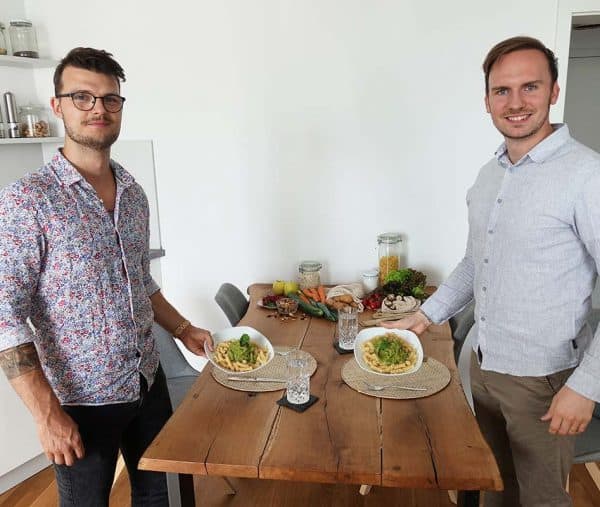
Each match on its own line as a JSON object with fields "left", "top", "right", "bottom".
{"left": 179, "top": 474, "right": 195, "bottom": 507}
{"left": 457, "top": 490, "right": 479, "bottom": 507}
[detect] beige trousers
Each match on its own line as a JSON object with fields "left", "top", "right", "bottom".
{"left": 470, "top": 351, "right": 575, "bottom": 507}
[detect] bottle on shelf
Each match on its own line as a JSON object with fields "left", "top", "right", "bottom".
{"left": 3, "top": 92, "right": 21, "bottom": 138}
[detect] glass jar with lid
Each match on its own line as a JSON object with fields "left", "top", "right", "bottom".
{"left": 298, "top": 261, "right": 322, "bottom": 290}
{"left": 361, "top": 268, "right": 379, "bottom": 293}
{"left": 9, "top": 20, "right": 39, "bottom": 58}
{"left": 19, "top": 105, "right": 50, "bottom": 137}
{"left": 377, "top": 232, "right": 402, "bottom": 285}
{"left": 0, "top": 23, "right": 8, "bottom": 55}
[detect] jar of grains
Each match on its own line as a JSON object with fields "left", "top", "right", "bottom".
{"left": 298, "top": 261, "right": 322, "bottom": 290}
{"left": 19, "top": 105, "right": 50, "bottom": 137}
{"left": 377, "top": 232, "right": 402, "bottom": 285}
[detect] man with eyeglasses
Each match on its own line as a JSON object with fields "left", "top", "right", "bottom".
{"left": 0, "top": 47, "right": 213, "bottom": 506}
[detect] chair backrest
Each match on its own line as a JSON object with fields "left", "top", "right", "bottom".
{"left": 152, "top": 323, "right": 199, "bottom": 380}
{"left": 214, "top": 283, "right": 249, "bottom": 325}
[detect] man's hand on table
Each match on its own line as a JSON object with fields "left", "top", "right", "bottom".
{"left": 541, "top": 385, "right": 595, "bottom": 435}
{"left": 179, "top": 325, "right": 214, "bottom": 356}
{"left": 381, "top": 310, "right": 432, "bottom": 335}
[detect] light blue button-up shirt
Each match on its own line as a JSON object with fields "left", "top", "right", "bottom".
{"left": 421, "top": 124, "right": 600, "bottom": 402}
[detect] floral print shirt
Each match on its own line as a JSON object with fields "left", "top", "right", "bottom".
{"left": 0, "top": 151, "right": 160, "bottom": 405}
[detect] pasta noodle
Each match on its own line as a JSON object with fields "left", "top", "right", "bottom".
{"left": 213, "top": 339, "right": 270, "bottom": 372}
{"left": 362, "top": 333, "right": 418, "bottom": 374}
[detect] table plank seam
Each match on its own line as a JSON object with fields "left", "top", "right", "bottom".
{"left": 417, "top": 409, "right": 440, "bottom": 488}
{"left": 322, "top": 360, "right": 341, "bottom": 478}
{"left": 257, "top": 405, "right": 284, "bottom": 478}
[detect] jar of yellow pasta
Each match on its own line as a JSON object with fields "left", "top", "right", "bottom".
{"left": 377, "top": 232, "right": 402, "bottom": 285}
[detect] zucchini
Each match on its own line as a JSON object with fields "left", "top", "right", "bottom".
{"left": 288, "top": 293, "right": 323, "bottom": 317}
{"left": 315, "top": 302, "right": 337, "bottom": 322}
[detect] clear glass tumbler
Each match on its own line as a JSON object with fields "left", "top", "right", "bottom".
{"left": 338, "top": 306, "right": 359, "bottom": 350}
{"left": 286, "top": 350, "right": 310, "bottom": 404}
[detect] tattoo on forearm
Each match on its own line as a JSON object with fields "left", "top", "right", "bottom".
{"left": 0, "top": 343, "right": 41, "bottom": 379}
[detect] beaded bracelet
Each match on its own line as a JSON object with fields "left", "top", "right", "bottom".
{"left": 173, "top": 319, "right": 191, "bottom": 338}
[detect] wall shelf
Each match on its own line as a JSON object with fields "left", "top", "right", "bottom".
{"left": 0, "top": 137, "right": 62, "bottom": 145}
{"left": 0, "top": 56, "right": 59, "bottom": 69}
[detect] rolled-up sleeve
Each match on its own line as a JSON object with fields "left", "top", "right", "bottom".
{"left": 0, "top": 186, "right": 43, "bottom": 351}
{"left": 566, "top": 171, "right": 600, "bottom": 402}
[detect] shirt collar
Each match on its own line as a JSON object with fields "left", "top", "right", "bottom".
{"left": 494, "top": 123, "right": 571, "bottom": 167}
{"left": 50, "top": 150, "right": 135, "bottom": 188}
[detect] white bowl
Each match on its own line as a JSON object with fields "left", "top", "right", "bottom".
{"left": 353, "top": 327, "right": 423, "bottom": 376}
{"left": 205, "top": 326, "right": 274, "bottom": 374}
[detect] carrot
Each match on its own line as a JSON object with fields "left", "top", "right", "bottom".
{"left": 302, "top": 288, "right": 314, "bottom": 299}
{"left": 308, "top": 288, "right": 320, "bottom": 302}
{"left": 298, "top": 292, "right": 311, "bottom": 306}
{"left": 317, "top": 285, "right": 325, "bottom": 303}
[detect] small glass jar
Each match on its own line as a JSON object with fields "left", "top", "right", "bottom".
{"left": 377, "top": 232, "right": 402, "bottom": 285}
{"left": 19, "top": 105, "right": 51, "bottom": 138}
{"left": 362, "top": 269, "right": 379, "bottom": 293}
{"left": 0, "top": 23, "right": 8, "bottom": 55}
{"left": 298, "top": 261, "right": 322, "bottom": 290}
{"left": 9, "top": 20, "right": 39, "bottom": 58}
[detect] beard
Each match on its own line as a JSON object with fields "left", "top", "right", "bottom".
{"left": 495, "top": 101, "right": 551, "bottom": 141}
{"left": 64, "top": 117, "right": 120, "bottom": 151}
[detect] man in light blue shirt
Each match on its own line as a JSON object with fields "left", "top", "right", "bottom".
{"left": 385, "top": 36, "right": 600, "bottom": 506}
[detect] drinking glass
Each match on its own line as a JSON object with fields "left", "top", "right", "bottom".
{"left": 286, "top": 350, "right": 310, "bottom": 404}
{"left": 338, "top": 306, "right": 358, "bottom": 350}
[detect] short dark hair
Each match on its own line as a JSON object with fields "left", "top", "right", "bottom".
{"left": 53, "top": 47, "right": 126, "bottom": 95}
{"left": 482, "top": 36, "right": 558, "bottom": 94}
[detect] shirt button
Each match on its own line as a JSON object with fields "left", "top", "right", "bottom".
{"left": 484, "top": 258, "right": 489, "bottom": 263}
{"left": 497, "top": 198, "right": 503, "bottom": 204}
{"left": 480, "top": 316, "right": 486, "bottom": 322}
{"left": 482, "top": 286, "right": 487, "bottom": 292}
{"left": 488, "top": 229, "right": 494, "bottom": 234}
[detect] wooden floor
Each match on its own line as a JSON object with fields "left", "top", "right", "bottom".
{"left": 1, "top": 463, "right": 599, "bottom": 506}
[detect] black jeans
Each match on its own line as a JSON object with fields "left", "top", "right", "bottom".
{"left": 54, "top": 365, "right": 173, "bottom": 507}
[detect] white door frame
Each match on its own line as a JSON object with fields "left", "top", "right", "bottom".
{"left": 554, "top": 0, "right": 600, "bottom": 119}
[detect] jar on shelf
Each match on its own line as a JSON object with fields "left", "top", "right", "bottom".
{"left": 9, "top": 20, "right": 39, "bottom": 58}
{"left": 298, "top": 261, "right": 322, "bottom": 290}
{"left": 361, "top": 268, "right": 379, "bottom": 293}
{"left": 377, "top": 232, "right": 402, "bottom": 285}
{"left": 0, "top": 23, "right": 8, "bottom": 55}
{"left": 19, "top": 105, "right": 50, "bottom": 137}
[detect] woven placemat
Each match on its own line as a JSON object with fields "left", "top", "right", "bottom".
{"left": 341, "top": 357, "right": 451, "bottom": 399}
{"left": 211, "top": 347, "right": 317, "bottom": 392}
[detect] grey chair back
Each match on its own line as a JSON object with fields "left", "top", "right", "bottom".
{"left": 215, "top": 283, "right": 249, "bottom": 325}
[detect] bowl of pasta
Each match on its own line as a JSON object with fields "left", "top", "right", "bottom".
{"left": 206, "top": 326, "right": 274, "bottom": 373}
{"left": 354, "top": 327, "right": 423, "bottom": 376}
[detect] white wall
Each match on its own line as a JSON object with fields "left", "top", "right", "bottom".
{"left": 22, "top": 0, "right": 567, "bottom": 334}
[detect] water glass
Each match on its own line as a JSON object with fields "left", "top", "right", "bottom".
{"left": 286, "top": 350, "right": 310, "bottom": 405}
{"left": 338, "top": 306, "right": 358, "bottom": 350}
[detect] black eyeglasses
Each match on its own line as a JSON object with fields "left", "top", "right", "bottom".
{"left": 55, "top": 91, "right": 126, "bottom": 113}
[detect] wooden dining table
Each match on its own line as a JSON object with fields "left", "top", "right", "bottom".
{"left": 139, "top": 284, "right": 502, "bottom": 506}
